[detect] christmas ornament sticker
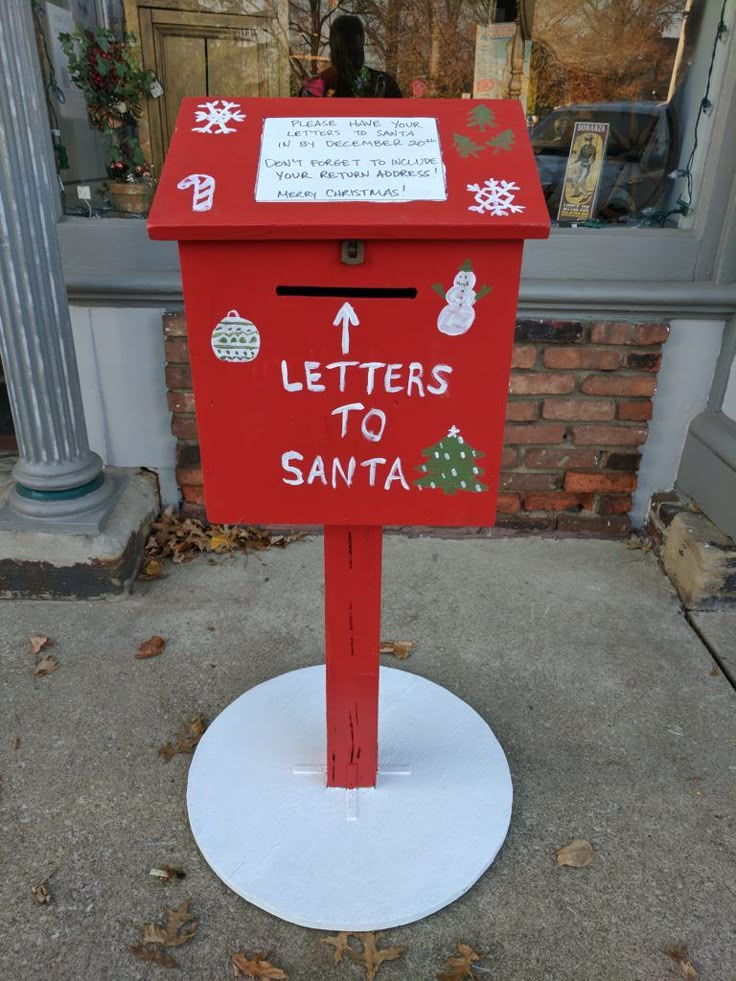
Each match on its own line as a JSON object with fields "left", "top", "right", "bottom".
{"left": 211, "top": 310, "right": 261, "bottom": 363}
{"left": 432, "top": 260, "right": 492, "bottom": 336}
{"left": 414, "top": 426, "right": 489, "bottom": 494}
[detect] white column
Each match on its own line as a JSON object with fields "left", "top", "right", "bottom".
{"left": 0, "top": 0, "right": 118, "bottom": 531}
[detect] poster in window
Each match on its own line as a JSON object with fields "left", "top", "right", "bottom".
{"left": 557, "top": 121, "right": 610, "bottom": 223}
{"left": 473, "top": 25, "right": 532, "bottom": 113}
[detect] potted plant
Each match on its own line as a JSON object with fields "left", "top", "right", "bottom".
{"left": 59, "top": 26, "right": 156, "bottom": 214}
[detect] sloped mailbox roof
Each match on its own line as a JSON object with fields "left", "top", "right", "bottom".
{"left": 148, "top": 97, "right": 550, "bottom": 242}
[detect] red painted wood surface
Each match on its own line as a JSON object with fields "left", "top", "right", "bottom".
{"left": 324, "top": 525, "right": 382, "bottom": 788}
{"left": 177, "top": 237, "right": 522, "bottom": 528}
{"left": 149, "top": 98, "right": 550, "bottom": 242}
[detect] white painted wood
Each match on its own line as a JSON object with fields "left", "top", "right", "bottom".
{"left": 632, "top": 318, "right": 724, "bottom": 526}
{"left": 70, "top": 305, "right": 178, "bottom": 504}
{"left": 187, "top": 665, "right": 513, "bottom": 931}
{"left": 722, "top": 355, "right": 736, "bottom": 421}
{"left": 69, "top": 307, "right": 110, "bottom": 463}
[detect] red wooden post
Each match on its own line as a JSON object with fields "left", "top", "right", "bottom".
{"left": 324, "top": 524, "right": 383, "bottom": 788}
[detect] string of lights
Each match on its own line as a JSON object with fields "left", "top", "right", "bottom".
{"left": 639, "top": 0, "right": 729, "bottom": 227}
{"left": 572, "top": 0, "right": 729, "bottom": 229}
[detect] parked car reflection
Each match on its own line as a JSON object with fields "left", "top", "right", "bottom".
{"left": 530, "top": 102, "right": 677, "bottom": 222}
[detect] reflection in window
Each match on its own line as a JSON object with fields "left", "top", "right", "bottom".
{"left": 38, "top": 0, "right": 721, "bottom": 227}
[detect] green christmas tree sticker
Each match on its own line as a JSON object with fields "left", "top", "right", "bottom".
{"left": 453, "top": 133, "right": 485, "bottom": 159}
{"left": 487, "top": 128, "right": 516, "bottom": 153}
{"left": 414, "top": 426, "right": 489, "bottom": 495}
{"left": 467, "top": 104, "right": 496, "bottom": 132}
{"left": 452, "top": 106, "right": 516, "bottom": 158}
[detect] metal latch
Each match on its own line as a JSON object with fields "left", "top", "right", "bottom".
{"left": 341, "top": 240, "right": 365, "bottom": 265}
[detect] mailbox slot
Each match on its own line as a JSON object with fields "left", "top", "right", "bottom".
{"left": 276, "top": 286, "right": 417, "bottom": 299}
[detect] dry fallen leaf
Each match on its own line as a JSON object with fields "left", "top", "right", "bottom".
{"left": 667, "top": 944, "right": 699, "bottom": 977}
{"left": 210, "top": 531, "right": 235, "bottom": 552}
{"left": 556, "top": 838, "right": 595, "bottom": 868}
{"left": 625, "top": 534, "right": 652, "bottom": 553}
{"left": 140, "top": 898, "right": 198, "bottom": 948}
{"left": 28, "top": 635, "right": 51, "bottom": 655}
{"left": 33, "top": 654, "right": 59, "bottom": 678}
{"left": 149, "top": 865, "right": 186, "bottom": 883}
{"left": 379, "top": 640, "right": 414, "bottom": 660}
{"left": 322, "top": 932, "right": 352, "bottom": 963}
{"left": 129, "top": 944, "right": 178, "bottom": 969}
{"left": 349, "top": 933, "right": 406, "bottom": 981}
{"left": 139, "top": 557, "right": 166, "bottom": 580}
{"left": 136, "top": 635, "right": 166, "bottom": 659}
{"left": 159, "top": 713, "right": 207, "bottom": 761}
{"left": 437, "top": 942, "right": 481, "bottom": 980}
{"left": 12, "top": 737, "right": 20, "bottom": 751}
{"left": 130, "top": 898, "right": 197, "bottom": 968}
{"left": 231, "top": 950, "right": 288, "bottom": 978}
{"left": 31, "top": 881, "right": 51, "bottom": 906}
{"left": 140, "top": 508, "right": 304, "bottom": 575}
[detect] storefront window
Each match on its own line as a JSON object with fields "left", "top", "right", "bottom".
{"left": 34, "top": 0, "right": 128, "bottom": 216}
{"left": 39, "top": 0, "right": 724, "bottom": 229}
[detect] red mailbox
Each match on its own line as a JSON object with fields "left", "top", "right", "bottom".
{"left": 149, "top": 97, "right": 549, "bottom": 791}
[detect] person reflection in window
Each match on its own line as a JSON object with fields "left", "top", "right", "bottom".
{"left": 301, "top": 15, "right": 402, "bottom": 98}
{"left": 572, "top": 134, "right": 597, "bottom": 196}
{"left": 553, "top": 116, "right": 573, "bottom": 145}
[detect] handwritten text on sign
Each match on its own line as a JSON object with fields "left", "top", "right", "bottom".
{"left": 255, "top": 117, "right": 447, "bottom": 203}
{"left": 279, "top": 302, "right": 453, "bottom": 492}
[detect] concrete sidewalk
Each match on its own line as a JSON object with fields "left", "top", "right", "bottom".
{"left": 0, "top": 537, "right": 734, "bottom": 980}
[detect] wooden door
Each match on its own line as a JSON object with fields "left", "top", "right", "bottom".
{"left": 125, "top": 1, "right": 289, "bottom": 172}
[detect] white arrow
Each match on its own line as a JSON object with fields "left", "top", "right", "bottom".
{"left": 333, "top": 301, "right": 360, "bottom": 355}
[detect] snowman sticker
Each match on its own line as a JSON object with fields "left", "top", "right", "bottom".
{"left": 432, "top": 259, "right": 492, "bottom": 336}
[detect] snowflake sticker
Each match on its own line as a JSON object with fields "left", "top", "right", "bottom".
{"left": 192, "top": 100, "right": 245, "bottom": 135}
{"left": 466, "top": 179, "right": 525, "bottom": 217}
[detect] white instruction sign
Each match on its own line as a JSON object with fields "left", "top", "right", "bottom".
{"left": 255, "top": 117, "right": 447, "bottom": 203}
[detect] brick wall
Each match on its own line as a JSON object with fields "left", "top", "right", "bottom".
{"left": 164, "top": 313, "right": 668, "bottom": 536}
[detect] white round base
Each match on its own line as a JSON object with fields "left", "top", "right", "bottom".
{"left": 187, "top": 666, "right": 512, "bottom": 931}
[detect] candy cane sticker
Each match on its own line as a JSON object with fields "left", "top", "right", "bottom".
{"left": 177, "top": 173, "right": 216, "bottom": 212}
